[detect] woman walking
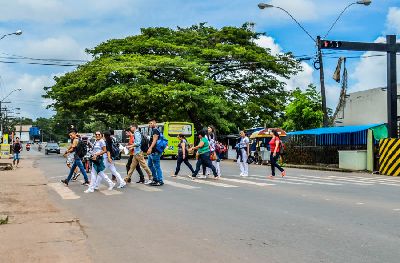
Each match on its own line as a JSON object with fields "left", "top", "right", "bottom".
{"left": 97, "top": 131, "right": 126, "bottom": 188}
{"left": 84, "top": 131, "right": 115, "bottom": 193}
{"left": 172, "top": 134, "right": 195, "bottom": 177}
{"left": 237, "top": 130, "right": 250, "bottom": 177}
{"left": 190, "top": 129, "right": 219, "bottom": 180}
{"left": 203, "top": 126, "right": 221, "bottom": 177}
{"left": 268, "top": 130, "right": 286, "bottom": 179}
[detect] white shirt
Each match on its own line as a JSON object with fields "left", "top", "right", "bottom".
{"left": 239, "top": 137, "right": 249, "bottom": 150}
{"left": 92, "top": 139, "right": 106, "bottom": 155}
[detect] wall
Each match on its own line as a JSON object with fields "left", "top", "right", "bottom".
{"left": 334, "top": 85, "right": 400, "bottom": 126}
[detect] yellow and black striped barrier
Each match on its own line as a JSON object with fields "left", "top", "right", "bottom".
{"left": 379, "top": 138, "right": 400, "bottom": 176}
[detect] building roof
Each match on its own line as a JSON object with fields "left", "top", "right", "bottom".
{"left": 288, "top": 124, "right": 384, "bottom": 136}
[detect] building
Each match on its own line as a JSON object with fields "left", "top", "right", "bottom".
{"left": 14, "top": 125, "right": 32, "bottom": 142}
{"left": 334, "top": 85, "right": 400, "bottom": 126}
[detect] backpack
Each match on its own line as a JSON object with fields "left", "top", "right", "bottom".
{"left": 75, "top": 139, "right": 88, "bottom": 158}
{"left": 279, "top": 141, "right": 285, "bottom": 155}
{"left": 111, "top": 142, "right": 121, "bottom": 160}
{"left": 154, "top": 129, "right": 168, "bottom": 153}
{"left": 140, "top": 133, "right": 149, "bottom": 153}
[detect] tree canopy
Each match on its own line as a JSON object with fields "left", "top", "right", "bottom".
{"left": 45, "top": 23, "right": 301, "bottom": 133}
{"left": 282, "top": 85, "right": 324, "bottom": 131}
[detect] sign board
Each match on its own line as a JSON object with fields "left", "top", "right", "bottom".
{"left": 0, "top": 144, "right": 10, "bottom": 159}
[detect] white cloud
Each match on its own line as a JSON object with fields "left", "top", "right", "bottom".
{"left": 350, "top": 7, "right": 400, "bottom": 92}
{"left": 254, "top": 35, "right": 281, "bottom": 55}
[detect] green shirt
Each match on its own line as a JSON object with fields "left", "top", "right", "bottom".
{"left": 198, "top": 137, "right": 210, "bottom": 155}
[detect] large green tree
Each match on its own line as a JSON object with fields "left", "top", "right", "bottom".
{"left": 45, "top": 23, "right": 301, "bottom": 133}
{"left": 282, "top": 85, "right": 324, "bottom": 131}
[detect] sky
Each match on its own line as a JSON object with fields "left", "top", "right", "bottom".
{"left": 0, "top": 0, "right": 399, "bottom": 120}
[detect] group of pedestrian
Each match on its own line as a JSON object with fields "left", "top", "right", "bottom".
{"left": 60, "top": 119, "right": 165, "bottom": 193}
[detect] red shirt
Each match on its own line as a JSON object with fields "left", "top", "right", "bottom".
{"left": 269, "top": 137, "right": 281, "bottom": 153}
{"left": 129, "top": 134, "right": 134, "bottom": 155}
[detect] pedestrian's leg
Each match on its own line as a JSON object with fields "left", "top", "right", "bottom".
{"left": 202, "top": 164, "right": 206, "bottom": 175}
{"left": 203, "top": 154, "right": 218, "bottom": 177}
{"left": 237, "top": 156, "right": 244, "bottom": 175}
{"left": 274, "top": 154, "right": 285, "bottom": 173}
{"left": 76, "top": 159, "right": 89, "bottom": 182}
{"left": 192, "top": 158, "right": 203, "bottom": 177}
{"left": 183, "top": 158, "right": 195, "bottom": 174}
{"left": 66, "top": 160, "right": 78, "bottom": 182}
{"left": 88, "top": 166, "right": 97, "bottom": 190}
{"left": 137, "top": 154, "right": 152, "bottom": 180}
{"left": 270, "top": 153, "right": 276, "bottom": 176}
{"left": 214, "top": 160, "right": 221, "bottom": 176}
{"left": 242, "top": 151, "right": 249, "bottom": 176}
{"left": 109, "top": 163, "right": 124, "bottom": 186}
{"left": 153, "top": 153, "right": 163, "bottom": 183}
{"left": 126, "top": 157, "right": 139, "bottom": 182}
{"left": 136, "top": 163, "right": 145, "bottom": 182}
{"left": 126, "top": 156, "right": 133, "bottom": 175}
{"left": 99, "top": 171, "right": 114, "bottom": 189}
{"left": 147, "top": 155, "right": 157, "bottom": 179}
{"left": 175, "top": 156, "right": 184, "bottom": 175}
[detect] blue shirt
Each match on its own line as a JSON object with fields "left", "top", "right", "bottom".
{"left": 133, "top": 131, "right": 142, "bottom": 155}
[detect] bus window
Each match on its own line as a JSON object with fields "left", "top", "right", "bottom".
{"left": 168, "top": 124, "right": 192, "bottom": 137}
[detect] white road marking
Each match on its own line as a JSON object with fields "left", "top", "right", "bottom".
{"left": 219, "top": 177, "right": 275, "bottom": 186}
{"left": 127, "top": 183, "right": 163, "bottom": 192}
{"left": 378, "top": 183, "right": 400, "bottom": 187}
{"left": 99, "top": 190, "right": 123, "bottom": 195}
{"left": 176, "top": 176, "right": 239, "bottom": 188}
{"left": 356, "top": 202, "right": 365, "bottom": 205}
{"left": 163, "top": 180, "right": 200, "bottom": 190}
{"left": 48, "top": 183, "right": 80, "bottom": 200}
{"left": 392, "top": 208, "right": 400, "bottom": 211}
{"left": 248, "top": 175, "right": 311, "bottom": 185}
{"left": 297, "top": 174, "right": 373, "bottom": 185}
{"left": 48, "top": 175, "right": 66, "bottom": 179}
{"left": 283, "top": 178, "right": 342, "bottom": 186}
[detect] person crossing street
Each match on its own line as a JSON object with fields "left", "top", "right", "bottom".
{"left": 12, "top": 137, "right": 22, "bottom": 168}
{"left": 146, "top": 119, "right": 164, "bottom": 186}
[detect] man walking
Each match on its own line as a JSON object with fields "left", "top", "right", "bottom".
{"left": 61, "top": 128, "right": 90, "bottom": 186}
{"left": 125, "top": 128, "right": 146, "bottom": 183}
{"left": 147, "top": 119, "right": 164, "bottom": 186}
{"left": 12, "top": 137, "right": 22, "bottom": 168}
{"left": 125, "top": 123, "right": 153, "bottom": 184}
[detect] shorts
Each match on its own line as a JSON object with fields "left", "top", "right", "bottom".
{"left": 13, "top": 153, "right": 20, "bottom": 161}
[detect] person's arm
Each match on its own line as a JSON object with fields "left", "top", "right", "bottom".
{"left": 64, "top": 139, "right": 77, "bottom": 156}
{"left": 147, "top": 132, "right": 159, "bottom": 155}
{"left": 191, "top": 140, "right": 204, "bottom": 151}
{"left": 133, "top": 133, "right": 141, "bottom": 147}
{"left": 182, "top": 142, "right": 186, "bottom": 158}
{"left": 246, "top": 139, "right": 250, "bottom": 156}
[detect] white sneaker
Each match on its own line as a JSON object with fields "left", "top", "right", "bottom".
{"left": 144, "top": 180, "right": 152, "bottom": 185}
{"left": 197, "top": 175, "right": 206, "bottom": 179}
{"left": 108, "top": 182, "right": 116, "bottom": 190}
{"left": 242, "top": 174, "right": 248, "bottom": 177}
{"left": 94, "top": 185, "right": 99, "bottom": 190}
{"left": 84, "top": 188, "right": 94, "bottom": 193}
{"left": 240, "top": 173, "right": 244, "bottom": 177}
{"left": 117, "top": 182, "right": 126, "bottom": 189}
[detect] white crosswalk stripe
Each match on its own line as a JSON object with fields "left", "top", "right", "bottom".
{"left": 164, "top": 180, "right": 200, "bottom": 189}
{"left": 248, "top": 176, "right": 312, "bottom": 185}
{"left": 127, "top": 183, "right": 163, "bottom": 192}
{"left": 219, "top": 177, "right": 275, "bottom": 187}
{"left": 99, "top": 189, "right": 123, "bottom": 195}
{"left": 176, "top": 176, "right": 239, "bottom": 188}
{"left": 48, "top": 183, "right": 81, "bottom": 200}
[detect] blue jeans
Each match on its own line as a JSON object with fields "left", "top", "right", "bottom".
{"left": 67, "top": 158, "right": 89, "bottom": 183}
{"left": 148, "top": 153, "right": 163, "bottom": 183}
{"left": 193, "top": 152, "right": 218, "bottom": 177}
{"left": 270, "top": 153, "right": 284, "bottom": 176}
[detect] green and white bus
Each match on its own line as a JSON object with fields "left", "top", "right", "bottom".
{"left": 138, "top": 122, "right": 195, "bottom": 158}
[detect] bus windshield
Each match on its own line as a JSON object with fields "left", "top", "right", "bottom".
{"left": 168, "top": 123, "right": 192, "bottom": 137}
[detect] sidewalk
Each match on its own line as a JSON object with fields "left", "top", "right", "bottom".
{"left": 0, "top": 158, "right": 91, "bottom": 263}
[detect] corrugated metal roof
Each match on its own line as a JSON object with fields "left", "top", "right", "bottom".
{"left": 287, "top": 124, "right": 385, "bottom": 136}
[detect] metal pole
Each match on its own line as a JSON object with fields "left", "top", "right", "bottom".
{"left": 387, "top": 35, "right": 398, "bottom": 138}
{"left": 317, "top": 36, "right": 329, "bottom": 127}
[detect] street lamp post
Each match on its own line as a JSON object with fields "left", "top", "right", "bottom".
{"left": 0, "top": 30, "right": 22, "bottom": 41}
{"left": 258, "top": 1, "right": 371, "bottom": 126}
{"left": 0, "top": 88, "right": 22, "bottom": 136}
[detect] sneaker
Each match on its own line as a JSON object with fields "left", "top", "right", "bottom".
{"left": 242, "top": 174, "right": 248, "bottom": 177}
{"left": 94, "top": 185, "right": 99, "bottom": 190}
{"left": 197, "top": 175, "right": 206, "bottom": 179}
{"left": 60, "top": 179, "right": 68, "bottom": 186}
{"left": 188, "top": 174, "right": 196, "bottom": 180}
{"left": 136, "top": 180, "right": 145, "bottom": 184}
{"left": 150, "top": 181, "right": 164, "bottom": 186}
{"left": 72, "top": 173, "right": 81, "bottom": 181}
{"left": 214, "top": 176, "right": 221, "bottom": 180}
{"left": 144, "top": 180, "right": 153, "bottom": 185}
{"left": 81, "top": 181, "right": 90, "bottom": 186}
{"left": 281, "top": 171, "right": 286, "bottom": 177}
{"left": 84, "top": 188, "right": 94, "bottom": 193}
{"left": 108, "top": 182, "right": 116, "bottom": 190}
{"left": 267, "top": 175, "right": 275, "bottom": 179}
{"left": 171, "top": 174, "right": 177, "bottom": 177}
{"left": 117, "top": 182, "right": 126, "bottom": 189}
{"left": 124, "top": 177, "right": 132, "bottom": 183}
{"left": 239, "top": 173, "right": 244, "bottom": 177}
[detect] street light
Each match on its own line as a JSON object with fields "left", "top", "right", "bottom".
{"left": 0, "top": 88, "right": 22, "bottom": 136}
{"left": 0, "top": 30, "right": 23, "bottom": 41}
{"left": 258, "top": 1, "right": 371, "bottom": 127}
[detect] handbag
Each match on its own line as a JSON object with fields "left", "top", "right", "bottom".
{"left": 210, "top": 151, "right": 217, "bottom": 161}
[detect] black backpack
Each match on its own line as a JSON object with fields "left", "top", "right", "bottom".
{"left": 111, "top": 142, "right": 121, "bottom": 160}
{"left": 140, "top": 133, "right": 149, "bottom": 153}
{"left": 75, "top": 139, "right": 87, "bottom": 158}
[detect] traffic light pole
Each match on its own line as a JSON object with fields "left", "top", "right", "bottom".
{"left": 320, "top": 35, "right": 400, "bottom": 138}
{"left": 317, "top": 36, "right": 329, "bottom": 127}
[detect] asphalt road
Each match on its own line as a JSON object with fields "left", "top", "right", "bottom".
{"left": 23, "top": 146, "right": 400, "bottom": 263}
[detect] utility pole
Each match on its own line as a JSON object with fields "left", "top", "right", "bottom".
{"left": 317, "top": 36, "right": 329, "bottom": 127}
{"left": 320, "top": 35, "right": 400, "bottom": 138}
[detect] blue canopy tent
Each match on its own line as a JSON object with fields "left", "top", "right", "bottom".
{"left": 287, "top": 124, "right": 387, "bottom": 146}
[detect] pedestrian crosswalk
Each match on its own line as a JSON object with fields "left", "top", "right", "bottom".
{"left": 47, "top": 173, "right": 400, "bottom": 200}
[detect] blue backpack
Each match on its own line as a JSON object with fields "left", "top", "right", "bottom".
{"left": 155, "top": 129, "right": 168, "bottom": 153}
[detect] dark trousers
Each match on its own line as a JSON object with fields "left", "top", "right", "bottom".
{"left": 193, "top": 152, "right": 217, "bottom": 177}
{"left": 175, "top": 155, "right": 195, "bottom": 175}
{"left": 126, "top": 155, "right": 145, "bottom": 181}
{"left": 270, "top": 153, "right": 284, "bottom": 176}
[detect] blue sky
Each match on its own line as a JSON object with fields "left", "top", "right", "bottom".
{"left": 0, "top": 0, "right": 399, "bottom": 119}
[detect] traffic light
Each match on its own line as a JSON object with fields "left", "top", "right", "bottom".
{"left": 321, "top": 40, "right": 342, "bottom": 49}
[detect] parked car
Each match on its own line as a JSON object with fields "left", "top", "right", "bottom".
{"left": 45, "top": 142, "right": 60, "bottom": 155}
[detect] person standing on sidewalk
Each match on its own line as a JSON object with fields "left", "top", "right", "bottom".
{"left": 84, "top": 131, "right": 115, "bottom": 193}
{"left": 237, "top": 130, "right": 250, "bottom": 177}
{"left": 98, "top": 131, "right": 126, "bottom": 189}
{"left": 125, "top": 123, "right": 153, "bottom": 184}
{"left": 125, "top": 128, "right": 145, "bottom": 183}
{"left": 268, "top": 130, "right": 286, "bottom": 179}
{"left": 190, "top": 129, "right": 219, "bottom": 180}
{"left": 61, "top": 129, "right": 90, "bottom": 186}
{"left": 146, "top": 119, "right": 164, "bottom": 186}
{"left": 172, "top": 134, "right": 195, "bottom": 177}
{"left": 12, "top": 137, "right": 22, "bottom": 168}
